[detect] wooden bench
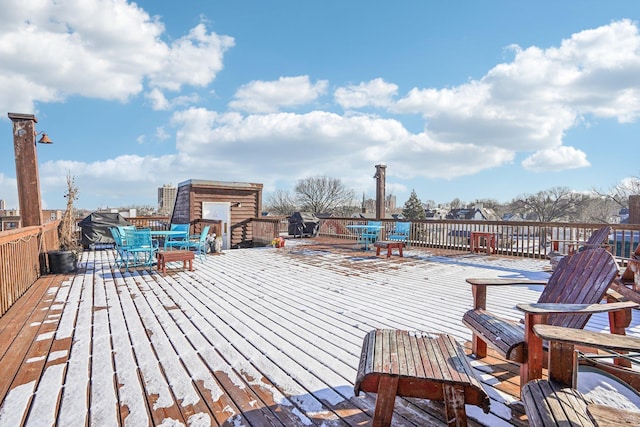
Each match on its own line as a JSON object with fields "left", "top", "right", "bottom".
{"left": 373, "top": 241, "right": 405, "bottom": 258}
{"left": 354, "top": 329, "right": 489, "bottom": 427}
{"left": 156, "top": 250, "right": 194, "bottom": 276}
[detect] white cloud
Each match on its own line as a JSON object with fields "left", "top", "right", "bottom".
{"left": 334, "top": 78, "right": 398, "bottom": 109}
{"left": 0, "top": 0, "right": 233, "bottom": 114}
{"left": 522, "top": 146, "right": 591, "bottom": 172}
{"left": 146, "top": 88, "right": 200, "bottom": 111}
{"left": 9, "top": 17, "right": 640, "bottom": 208}
{"left": 34, "top": 102, "right": 514, "bottom": 208}
{"left": 392, "top": 19, "right": 640, "bottom": 160}
{"left": 148, "top": 23, "right": 234, "bottom": 92}
{"left": 146, "top": 88, "right": 170, "bottom": 111}
{"left": 228, "top": 76, "right": 328, "bottom": 113}
{"left": 170, "top": 107, "right": 513, "bottom": 182}
{"left": 155, "top": 127, "right": 170, "bottom": 141}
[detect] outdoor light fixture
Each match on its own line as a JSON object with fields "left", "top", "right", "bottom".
{"left": 233, "top": 202, "right": 242, "bottom": 208}
{"left": 36, "top": 131, "right": 53, "bottom": 144}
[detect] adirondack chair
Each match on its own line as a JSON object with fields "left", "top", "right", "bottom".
{"left": 521, "top": 324, "right": 640, "bottom": 427}
{"left": 618, "top": 242, "right": 640, "bottom": 289}
{"left": 549, "top": 226, "right": 611, "bottom": 270}
{"left": 462, "top": 247, "right": 633, "bottom": 387}
{"left": 388, "top": 221, "right": 410, "bottom": 245}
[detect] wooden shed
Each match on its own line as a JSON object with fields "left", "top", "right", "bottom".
{"left": 170, "top": 179, "right": 263, "bottom": 249}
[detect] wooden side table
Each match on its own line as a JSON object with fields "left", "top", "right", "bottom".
{"left": 373, "top": 241, "right": 405, "bottom": 258}
{"left": 354, "top": 329, "right": 489, "bottom": 427}
{"left": 470, "top": 232, "right": 496, "bottom": 254}
{"left": 156, "top": 250, "right": 194, "bottom": 276}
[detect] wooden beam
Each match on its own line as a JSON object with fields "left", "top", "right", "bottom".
{"left": 8, "top": 113, "right": 43, "bottom": 228}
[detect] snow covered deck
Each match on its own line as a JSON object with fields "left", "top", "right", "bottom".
{"left": 1, "top": 238, "right": 638, "bottom": 426}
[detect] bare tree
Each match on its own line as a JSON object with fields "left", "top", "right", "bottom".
{"left": 294, "top": 176, "right": 356, "bottom": 214}
{"left": 59, "top": 174, "right": 80, "bottom": 251}
{"left": 423, "top": 199, "right": 436, "bottom": 209}
{"left": 593, "top": 175, "right": 640, "bottom": 210}
{"left": 449, "top": 197, "right": 463, "bottom": 209}
{"left": 474, "top": 198, "right": 508, "bottom": 219}
{"left": 265, "top": 189, "right": 298, "bottom": 215}
{"left": 509, "top": 186, "right": 589, "bottom": 222}
{"left": 332, "top": 203, "right": 361, "bottom": 217}
{"left": 575, "top": 195, "right": 619, "bottom": 223}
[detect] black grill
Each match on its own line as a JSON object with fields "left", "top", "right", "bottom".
{"left": 287, "top": 212, "right": 320, "bottom": 238}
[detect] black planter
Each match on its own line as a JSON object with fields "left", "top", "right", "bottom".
{"left": 48, "top": 250, "right": 77, "bottom": 274}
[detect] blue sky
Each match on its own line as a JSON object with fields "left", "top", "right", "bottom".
{"left": 1, "top": 1, "right": 640, "bottom": 210}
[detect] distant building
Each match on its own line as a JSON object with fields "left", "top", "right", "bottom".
{"left": 425, "top": 207, "right": 448, "bottom": 220}
{"left": 0, "top": 209, "right": 62, "bottom": 231}
{"left": 446, "top": 204, "right": 500, "bottom": 221}
{"left": 386, "top": 195, "right": 396, "bottom": 210}
{"left": 0, "top": 199, "right": 5, "bottom": 210}
{"left": 361, "top": 195, "right": 396, "bottom": 215}
{"left": 158, "top": 184, "right": 177, "bottom": 215}
{"left": 107, "top": 208, "right": 137, "bottom": 218}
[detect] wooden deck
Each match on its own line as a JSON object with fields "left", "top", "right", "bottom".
{"left": 1, "top": 237, "right": 638, "bottom": 426}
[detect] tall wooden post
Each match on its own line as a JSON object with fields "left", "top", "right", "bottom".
{"left": 9, "top": 113, "right": 44, "bottom": 227}
{"left": 374, "top": 164, "right": 386, "bottom": 220}
{"left": 629, "top": 195, "right": 640, "bottom": 224}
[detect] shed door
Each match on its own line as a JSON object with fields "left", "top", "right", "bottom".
{"left": 202, "top": 202, "right": 231, "bottom": 250}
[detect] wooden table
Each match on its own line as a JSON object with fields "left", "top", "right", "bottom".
{"left": 156, "top": 250, "right": 194, "bottom": 276}
{"left": 469, "top": 232, "right": 496, "bottom": 254}
{"left": 354, "top": 329, "right": 489, "bottom": 427}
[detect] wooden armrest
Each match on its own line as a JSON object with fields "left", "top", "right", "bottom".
{"left": 611, "top": 281, "right": 640, "bottom": 305}
{"left": 517, "top": 301, "right": 638, "bottom": 315}
{"left": 466, "top": 278, "right": 548, "bottom": 286}
{"left": 533, "top": 324, "right": 640, "bottom": 352}
{"left": 587, "top": 404, "right": 640, "bottom": 426}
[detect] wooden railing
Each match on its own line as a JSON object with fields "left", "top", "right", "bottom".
{"left": 249, "top": 216, "right": 640, "bottom": 260}
{"left": 0, "top": 221, "right": 60, "bottom": 317}
{"left": 251, "top": 218, "right": 282, "bottom": 246}
{"left": 3, "top": 215, "right": 639, "bottom": 319}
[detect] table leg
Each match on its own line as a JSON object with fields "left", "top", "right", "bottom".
{"left": 373, "top": 375, "right": 399, "bottom": 427}
{"left": 443, "top": 384, "right": 468, "bottom": 427}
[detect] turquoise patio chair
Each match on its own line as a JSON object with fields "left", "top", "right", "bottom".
{"left": 388, "top": 221, "right": 411, "bottom": 246}
{"left": 116, "top": 225, "right": 136, "bottom": 247}
{"left": 183, "top": 225, "right": 211, "bottom": 262}
{"left": 110, "top": 227, "right": 130, "bottom": 268}
{"left": 164, "top": 223, "right": 190, "bottom": 250}
{"left": 362, "top": 221, "right": 382, "bottom": 241}
{"left": 361, "top": 221, "right": 382, "bottom": 250}
{"left": 121, "top": 228, "right": 158, "bottom": 271}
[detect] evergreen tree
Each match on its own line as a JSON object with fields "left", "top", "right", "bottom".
{"left": 402, "top": 190, "right": 426, "bottom": 220}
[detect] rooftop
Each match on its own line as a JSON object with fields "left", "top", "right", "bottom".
{"left": 1, "top": 237, "right": 638, "bottom": 426}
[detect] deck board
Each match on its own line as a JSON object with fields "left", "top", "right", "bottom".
{"left": 1, "top": 238, "right": 638, "bottom": 426}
